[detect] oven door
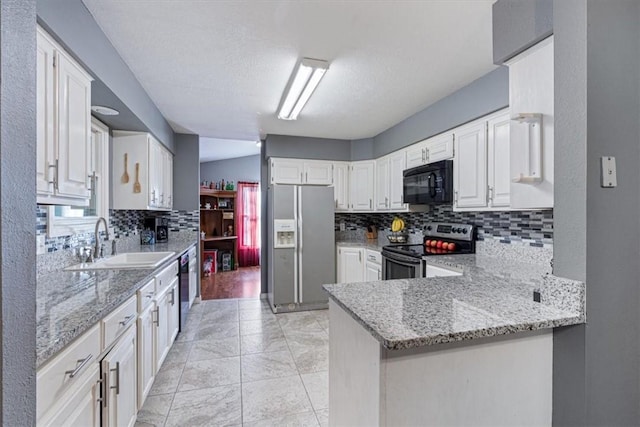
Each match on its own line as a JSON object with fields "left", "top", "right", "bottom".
{"left": 382, "top": 251, "right": 424, "bottom": 280}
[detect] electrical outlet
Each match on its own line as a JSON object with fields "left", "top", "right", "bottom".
{"left": 36, "top": 235, "right": 46, "bottom": 255}
{"left": 339, "top": 222, "right": 346, "bottom": 231}
{"left": 601, "top": 156, "right": 617, "bottom": 188}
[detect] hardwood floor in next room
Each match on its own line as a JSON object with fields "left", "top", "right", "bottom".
{"left": 201, "top": 266, "right": 261, "bottom": 300}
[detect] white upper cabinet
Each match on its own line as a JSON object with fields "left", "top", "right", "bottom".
{"left": 270, "top": 158, "right": 333, "bottom": 185}
{"left": 405, "top": 132, "right": 454, "bottom": 169}
{"left": 507, "top": 36, "right": 554, "bottom": 209}
{"left": 375, "top": 156, "right": 390, "bottom": 210}
{"left": 303, "top": 160, "right": 333, "bottom": 185}
{"left": 37, "top": 26, "right": 93, "bottom": 205}
{"left": 487, "top": 111, "right": 511, "bottom": 208}
{"left": 376, "top": 151, "right": 407, "bottom": 211}
{"left": 388, "top": 151, "right": 407, "bottom": 210}
{"left": 332, "top": 162, "right": 350, "bottom": 211}
{"left": 454, "top": 120, "right": 488, "bottom": 209}
{"left": 270, "top": 158, "right": 304, "bottom": 184}
{"left": 112, "top": 132, "right": 173, "bottom": 210}
{"left": 349, "top": 160, "right": 375, "bottom": 211}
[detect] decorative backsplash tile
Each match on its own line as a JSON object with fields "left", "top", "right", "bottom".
{"left": 36, "top": 205, "right": 200, "bottom": 252}
{"left": 335, "top": 206, "right": 553, "bottom": 247}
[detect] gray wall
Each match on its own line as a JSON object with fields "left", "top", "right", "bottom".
{"left": 1, "top": 0, "right": 37, "bottom": 423}
{"left": 552, "top": 0, "right": 640, "bottom": 424}
{"left": 350, "top": 138, "right": 374, "bottom": 161}
{"left": 265, "top": 135, "right": 351, "bottom": 161}
{"left": 173, "top": 134, "right": 200, "bottom": 210}
{"left": 493, "top": 0, "right": 554, "bottom": 64}
{"left": 371, "top": 67, "right": 509, "bottom": 158}
{"left": 200, "top": 155, "right": 261, "bottom": 185}
{"left": 37, "top": 0, "right": 175, "bottom": 151}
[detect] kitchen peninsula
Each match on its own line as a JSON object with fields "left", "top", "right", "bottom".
{"left": 324, "top": 245, "right": 585, "bottom": 426}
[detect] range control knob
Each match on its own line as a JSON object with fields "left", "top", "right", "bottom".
{"left": 452, "top": 227, "right": 460, "bottom": 233}
{"left": 426, "top": 226, "right": 432, "bottom": 231}
{"left": 462, "top": 228, "right": 468, "bottom": 234}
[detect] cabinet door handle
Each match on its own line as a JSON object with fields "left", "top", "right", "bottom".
{"left": 305, "top": 172, "right": 308, "bottom": 182}
{"left": 170, "top": 288, "right": 175, "bottom": 305}
{"left": 153, "top": 306, "right": 160, "bottom": 326}
{"left": 378, "top": 270, "right": 381, "bottom": 280}
{"left": 454, "top": 190, "right": 459, "bottom": 206}
{"left": 64, "top": 354, "right": 93, "bottom": 378}
{"left": 301, "top": 172, "right": 304, "bottom": 183}
{"left": 110, "top": 361, "right": 120, "bottom": 395}
{"left": 369, "top": 199, "right": 372, "bottom": 210}
{"left": 119, "top": 314, "right": 135, "bottom": 326}
{"left": 359, "top": 251, "right": 362, "bottom": 262}
{"left": 48, "top": 160, "right": 59, "bottom": 190}
{"left": 488, "top": 186, "right": 494, "bottom": 203}
{"left": 421, "top": 149, "right": 425, "bottom": 163}
{"left": 426, "top": 148, "right": 430, "bottom": 163}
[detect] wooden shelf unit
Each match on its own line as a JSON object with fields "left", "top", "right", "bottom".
{"left": 200, "top": 189, "right": 238, "bottom": 274}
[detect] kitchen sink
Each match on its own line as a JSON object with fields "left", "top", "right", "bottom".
{"left": 64, "top": 251, "right": 176, "bottom": 271}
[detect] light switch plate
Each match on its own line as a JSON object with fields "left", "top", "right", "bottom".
{"left": 601, "top": 156, "right": 617, "bottom": 188}
{"left": 339, "top": 222, "right": 346, "bottom": 231}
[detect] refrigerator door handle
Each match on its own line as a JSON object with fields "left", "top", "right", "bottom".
{"left": 297, "top": 186, "right": 304, "bottom": 303}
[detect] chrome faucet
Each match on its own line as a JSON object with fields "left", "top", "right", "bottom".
{"left": 94, "top": 217, "right": 110, "bottom": 260}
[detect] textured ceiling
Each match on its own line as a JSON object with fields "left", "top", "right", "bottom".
{"left": 199, "top": 138, "right": 260, "bottom": 163}
{"left": 82, "top": 0, "right": 496, "bottom": 144}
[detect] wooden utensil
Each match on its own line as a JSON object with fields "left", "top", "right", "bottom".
{"left": 133, "top": 162, "right": 141, "bottom": 193}
{"left": 121, "top": 153, "right": 130, "bottom": 183}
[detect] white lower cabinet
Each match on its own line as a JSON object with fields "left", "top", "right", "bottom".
{"left": 155, "top": 284, "right": 171, "bottom": 368}
{"left": 168, "top": 279, "right": 180, "bottom": 347}
{"left": 102, "top": 325, "right": 138, "bottom": 427}
{"left": 365, "top": 249, "right": 382, "bottom": 281}
{"left": 137, "top": 301, "right": 156, "bottom": 408}
{"left": 189, "top": 260, "right": 198, "bottom": 308}
{"left": 337, "top": 246, "right": 365, "bottom": 283}
{"left": 36, "top": 322, "right": 102, "bottom": 427}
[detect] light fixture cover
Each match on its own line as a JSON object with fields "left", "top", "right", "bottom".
{"left": 91, "top": 105, "right": 120, "bottom": 116}
{"left": 278, "top": 58, "right": 329, "bottom": 121}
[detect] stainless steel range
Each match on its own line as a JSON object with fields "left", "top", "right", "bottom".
{"left": 381, "top": 222, "right": 476, "bottom": 280}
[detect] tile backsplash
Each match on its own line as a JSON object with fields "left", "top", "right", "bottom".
{"left": 36, "top": 205, "right": 199, "bottom": 252}
{"left": 335, "top": 206, "right": 553, "bottom": 247}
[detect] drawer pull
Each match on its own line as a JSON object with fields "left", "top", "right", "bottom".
{"left": 145, "top": 292, "right": 153, "bottom": 299}
{"left": 119, "top": 314, "right": 135, "bottom": 326}
{"left": 64, "top": 354, "right": 93, "bottom": 378}
{"left": 110, "top": 361, "right": 120, "bottom": 395}
{"left": 153, "top": 307, "right": 160, "bottom": 326}
{"left": 170, "top": 288, "right": 175, "bottom": 305}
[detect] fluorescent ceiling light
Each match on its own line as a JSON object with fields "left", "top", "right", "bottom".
{"left": 91, "top": 105, "right": 119, "bottom": 116}
{"left": 278, "top": 58, "right": 329, "bottom": 121}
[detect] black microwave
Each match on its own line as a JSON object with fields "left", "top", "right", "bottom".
{"left": 403, "top": 160, "right": 453, "bottom": 205}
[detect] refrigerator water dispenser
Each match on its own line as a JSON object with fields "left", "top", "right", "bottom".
{"left": 274, "top": 219, "right": 296, "bottom": 248}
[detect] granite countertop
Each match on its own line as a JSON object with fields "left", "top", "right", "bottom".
{"left": 36, "top": 234, "right": 197, "bottom": 368}
{"left": 323, "top": 253, "right": 585, "bottom": 351}
{"left": 336, "top": 239, "right": 386, "bottom": 252}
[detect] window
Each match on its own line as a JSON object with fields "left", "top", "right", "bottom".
{"left": 47, "top": 117, "right": 110, "bottom": 237}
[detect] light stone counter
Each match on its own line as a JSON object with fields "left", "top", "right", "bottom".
{"left": 323, "top": 251, "right": 584, "bottom": 351}
{"left": 36, "top": 233, "right": 197, "bottom": 368}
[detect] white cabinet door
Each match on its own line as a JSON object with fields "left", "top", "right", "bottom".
{"left": 375, "top": 157, "right": 390, "bottom": 210}
{"left": 137, "top": 303, "right": 155, "bottom": 410}
{"left": 405, "top": 141, "right": 428, "bottom": 169}
{"left": 332, "top": 162, "right": 350, "bottom": 211}
{"left": 149, "top": 138, "right": 163, "bottom": 208}
{"left": 155, "top": 285, "right": 171, "bottom": 369}
{"left": 487, "top": 111, "right": 511, "bottom": 208}
{"left": 388, "top": 151, "right": 407, "bottom": 210}
{"left": 36, "top": 30, "right": 56, "bottom": 196}
{"left": 454, "top": 121, "right": 487, "bottom": 209}
{"left": 337, "top": 247, "right": 364, "bottom": 283}
{"left": 39, "top": 364, "right": 101, "bottom": 427}
{"left": 163, "top": 149, "right": 174, "bottom": 209}
{"left": 303, "top": 160, "right": 333, "bottom": 185}
{"left": 168, "top": 278, "right": 180, "bottom": 347}
{"left": 365, "top": 262, "right": 381, "bottom": 281}
{"left": 425, "top": 133, "right": 454, "bottom": 163}
{"left": 350, "top": 161, "right": 375, "bottom": 211}
{"left": 56, "top": 51, "right": 92, "bottom": 199}
{"left": 270, "top": 158, "right": 304, "bottom": 184}
{"left": 103, "top": 325, "right": 137, "bottom": 427}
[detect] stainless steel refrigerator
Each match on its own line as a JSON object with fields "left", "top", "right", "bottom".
{"left": 268, "top": 184, "right": 335, "bottom": 313}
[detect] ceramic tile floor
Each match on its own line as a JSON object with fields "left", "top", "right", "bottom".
{"left": 135, "top": 298, "right": 330, "bottom": 427}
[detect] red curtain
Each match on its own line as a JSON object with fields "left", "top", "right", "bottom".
{"left": 237, "top": 181, "right": 260, "bottom": 267}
